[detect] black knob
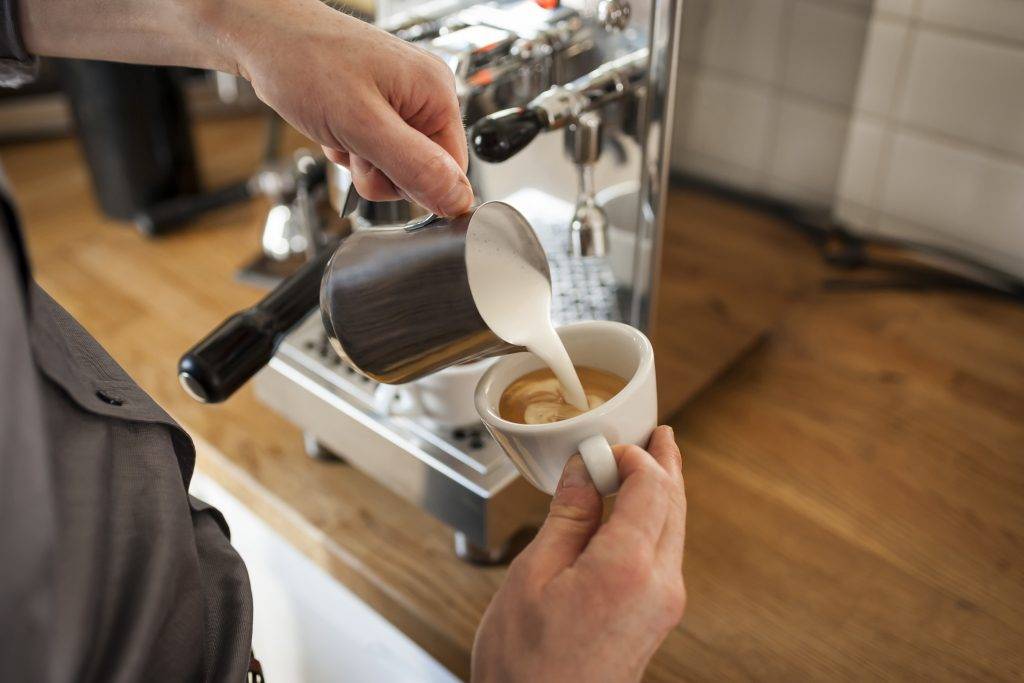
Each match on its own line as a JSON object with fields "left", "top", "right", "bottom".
{"left": 470, "top": 107, "right": 545, "bottom": 163}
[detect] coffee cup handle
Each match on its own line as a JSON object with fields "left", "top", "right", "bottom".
{"left": 577, "top": 435, "right": 620, "bottom": 497}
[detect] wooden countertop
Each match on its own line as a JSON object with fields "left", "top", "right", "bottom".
{"left": 5, "top": 115, "right": 1023, "bottom": 681}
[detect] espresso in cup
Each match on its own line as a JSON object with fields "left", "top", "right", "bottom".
{"left": 499, "top": 365, "right": 628, "bottom": 425}
{"left": 476, "top": 321, "right": 657, "bottom": 496}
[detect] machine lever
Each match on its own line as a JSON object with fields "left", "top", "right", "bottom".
{"left": 470, "top": 107, "right": 545, "bottom": 163}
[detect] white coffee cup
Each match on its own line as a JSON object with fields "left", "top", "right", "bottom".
{"left": 375, "top": 357, "right": 496, "bottom": 428}
{"left": 474, "top": 321, "right": 657, "bottom": 496}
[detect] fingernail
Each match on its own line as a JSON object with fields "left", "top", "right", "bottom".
{"left": 437, "top": 177, "right": 473, "bottom": 216}
{"left": 559, "top": 454, "right": 592, "bottom": 490}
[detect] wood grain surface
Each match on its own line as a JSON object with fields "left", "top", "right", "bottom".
{"left": 4, "top": 114, "right": 1022, "bottom": 681}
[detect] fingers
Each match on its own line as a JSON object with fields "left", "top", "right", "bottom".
{"left": 343, "top": 103, "right": 473, "bottom": 216}
{"left": 322, "top": 146, "right": 349, "bottom": 167}
{"left": 350, "top": 154, "right": 402, "bottom": 202}
{"left": 599, "top": 443, "right": 671, "bottom": 550}
{"left": 427, "top": 102, "right": 469, "bottom": 175}
{"left": 518, "top": 455, "right": 603, "bottom": 584}
{"left": 647, "top": 426, "right": 687, "bottom": 570}
{"left": 322, "top": 148, "right": 404, "bottom": 203}
{"left": 647, "top": 425, "right": 682, "bottom": 477}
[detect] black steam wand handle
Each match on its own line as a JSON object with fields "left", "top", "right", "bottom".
{"left": 178, "top": 237, "right": 341, "bottom": 403}
{"left": 470, "top": 107, "right": 546, "bottom": 163}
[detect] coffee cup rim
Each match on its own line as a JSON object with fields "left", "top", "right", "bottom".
{"left": 474, "top": 320, "right": 653, "bottom": 433}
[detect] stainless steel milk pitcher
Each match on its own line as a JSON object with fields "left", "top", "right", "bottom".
{"left": 179, "top": 201, "right": 549, "bottom": 403}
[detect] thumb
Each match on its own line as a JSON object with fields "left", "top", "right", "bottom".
{"left": 347, "top": 104, "right": 473, "bottom": 217}
{"left": 520, "top": 455, "right": 603, "bottom": 583}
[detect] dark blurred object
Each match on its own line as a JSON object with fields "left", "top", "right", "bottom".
{"left": 58, "top": 59, "right": 200, "bottom": 221}
{"left": 0, "top": 59, "right": 68, "bottom": 141}
{"left": 133, "top": 179, "right": 251, "bottom": 236}
{"left": 134, "top": 110, "right": 288, "bottom": 238}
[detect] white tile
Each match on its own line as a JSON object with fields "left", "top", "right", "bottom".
{"left": 768, "top": 98, "right": 851, "bottom": 196}
{"left": 701, "top": 0, "right": 788, "bottom": 84}
{"left": 876, "top": 0, "right": 915, "bottom": 17}
{"left": 784, "top": 0, "right": 871, "bottom": 107}
{"left": 900, "top": 30, "right": 1024, "bottom": 158}
{"left": 853, "top": 17, "right": 910, "bottom": 115}
{"left": 836, "top": 115, "right": 886, "bottom": 205}
{"left": 880, "top": 131, "right": 1024, "bottom": 275}
{"left": 919, "top": 0, "right": 1024, "bottom": 46}
{"left": 683, "top": 74, "right": 774, "bottom": 171}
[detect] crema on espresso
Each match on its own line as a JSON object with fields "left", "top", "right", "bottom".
{"left": 499, "top": 365, "right": 627, "bottom": 425}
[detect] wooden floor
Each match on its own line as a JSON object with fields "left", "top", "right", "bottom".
{"left": 4, "top": 115, "right": 1023, "bottom": 681}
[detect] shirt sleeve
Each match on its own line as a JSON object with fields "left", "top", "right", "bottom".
{"left": 0, "top": 195, "right": 55, "bottom": 683}
{"left": 0, "top": 0, "right": 38, "bottom": 87}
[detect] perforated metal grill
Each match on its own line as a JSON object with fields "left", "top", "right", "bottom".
{"left": 524, "top": 198, "right": 622, "bottom": 326}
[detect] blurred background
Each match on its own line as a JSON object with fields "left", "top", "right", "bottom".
{"left": 672, "top": 0, "right": 1024, "bottom": 280}
{"left": 2, "top": 0, "right": 1021, "bottom": 280}
{"left": 1, "top": 1, "right": 1021, "bottom": 681}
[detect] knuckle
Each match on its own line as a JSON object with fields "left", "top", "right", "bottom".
{"left": 622, "top": 444, "right": 648, "bottom": 463}
{"left": 429, "top": 54, "right": 455, "bottom": 82}
{"left": 664, "top": 580, "right": 687, "bottom": 625}
{"left": 548, "top": 494, "right": 597, "bottom": 525}
{"left": 410, "top": 149, "right": 455, "bottom": 194}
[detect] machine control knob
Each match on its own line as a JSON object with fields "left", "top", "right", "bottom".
{"left": 470, "top": 107, "right": 546, "bottom": 163}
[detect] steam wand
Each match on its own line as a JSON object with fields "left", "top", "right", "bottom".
{"left": 470, "top": 48, "right": 648, "bottom": 163}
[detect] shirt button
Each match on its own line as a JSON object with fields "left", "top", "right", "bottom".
{"left": 95, "top": 389, "right": 124, "bottom": 406}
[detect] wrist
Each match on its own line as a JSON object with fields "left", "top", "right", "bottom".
{"left": 187, "top": 0, "right": 253, "bottom": 76}
{"left": 194, "top": 0, "right": 357, "bottom": 80}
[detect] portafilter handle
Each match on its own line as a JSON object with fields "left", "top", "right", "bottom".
{"left": 178, "top": 236, "right": 341, "bottom": 403}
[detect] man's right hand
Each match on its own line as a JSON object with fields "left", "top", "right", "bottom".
{"left": 472, "top": 426, "right": 687, "bottom": 682}
{"left": 219, "top": 0, "right": 473, "bottom": 216}
{"left": 22, "top": 0, "right": 474, "bottom": 216}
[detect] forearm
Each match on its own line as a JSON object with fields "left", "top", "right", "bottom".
{"left": 16, "top": 0, "right": 331, "bottom": 75}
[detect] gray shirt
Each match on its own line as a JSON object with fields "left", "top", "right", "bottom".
{"left": 0, "top": 187, "right": 254, "bottom": 679}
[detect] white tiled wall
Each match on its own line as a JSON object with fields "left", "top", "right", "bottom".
{"left": 672, "top": 0, "right": 1024, "bottom": 278}
{"left": 834, "top": 0, "right": 1024, "bottom": 277}
{"left": 671, "top": 0, "right": 872, "bottom": 206}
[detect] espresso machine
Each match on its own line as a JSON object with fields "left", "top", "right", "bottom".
{"left": 199, "top": 0, "right": 683, "bottom": 562}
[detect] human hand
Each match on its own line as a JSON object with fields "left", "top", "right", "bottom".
{"left": 20, "top": 0, "right": 472, "bottom": 215}
{"left": 472, "top": 426, "right": 687, "bottom": 683}
{"left": 219, "top": 0, "right": 473, "bottom": 216}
